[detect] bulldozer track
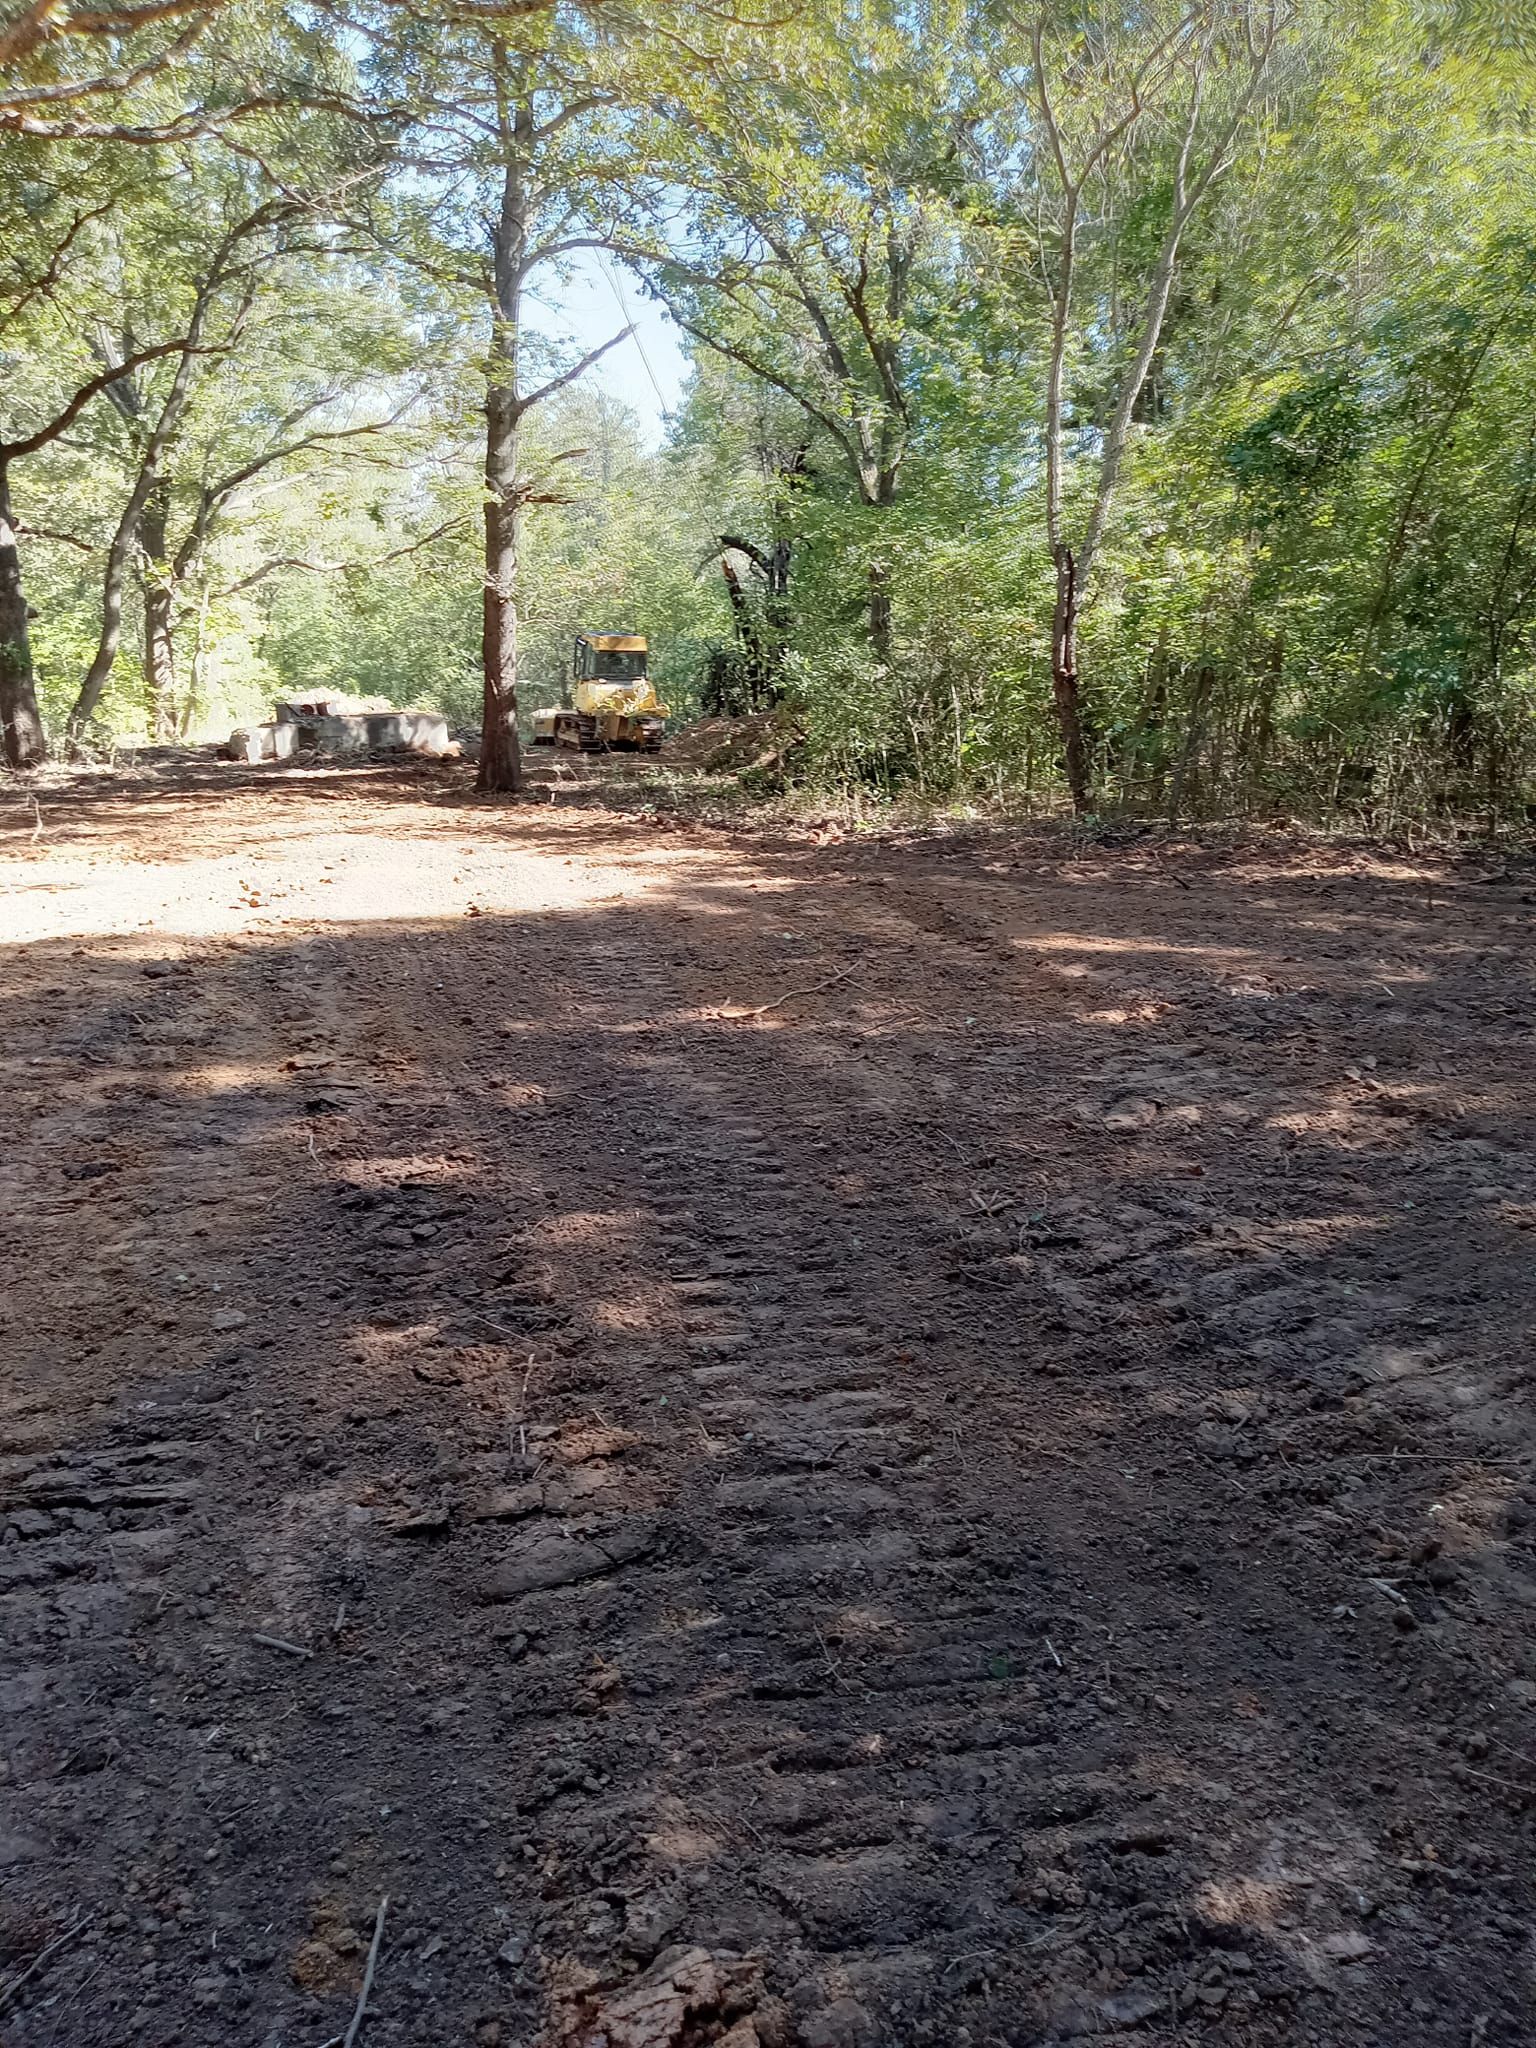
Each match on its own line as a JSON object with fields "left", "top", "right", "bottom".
{"left": 2, "top": 764, "right": 1534, "bottom": 2047}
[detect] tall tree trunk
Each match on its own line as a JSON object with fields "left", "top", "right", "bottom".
{"left": 868, "top": 563, "right": 892, "bottom": 664}
{"left": 478, "top": 105, "right": 529, "bottom": 797}
{"left": 0, "top": 457, "right": 46, "bottom": 768}
{"left": 767, "top": 535, "right": 792, "bottom": 638}
{"left": 1168, "top": 663, "right": 1216, "bottom": 823}
{"left": 141, "top": 485, "right": 177, "bottom": 739}
{"left": 471, "top": 62, "right": 628, "bottom": 788}
{"left": 1050, "top": 545, "right": 1091, "bottom": 813}
{"left": 1030, "top": 11, "right": 1279, "bottom": 818}
{"left": 479, "top": 381, "right": 523, "bottom": 793}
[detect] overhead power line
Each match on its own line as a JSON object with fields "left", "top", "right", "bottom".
{"left": 597, "top": 251, "right": 672, "bottom": 416}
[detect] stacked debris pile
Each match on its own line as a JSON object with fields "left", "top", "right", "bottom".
{"left": 227, "top": 691, "right": 454, "bottom": 763}
{"left": 658, "top": 713, "right": 790, "bottom": 773}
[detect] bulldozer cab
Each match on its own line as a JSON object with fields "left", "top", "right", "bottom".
{"left": 575, "top": 633, "right": 648, "bottom": 684}
{"left": 532, "top": 631, "right": 666, "bottom": 753}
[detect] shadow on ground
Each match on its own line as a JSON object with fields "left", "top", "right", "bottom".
{"left": 2, "top": 768, "right": 1534, "bottom": 2047}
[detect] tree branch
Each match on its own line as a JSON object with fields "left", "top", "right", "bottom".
{"left": 217, "top": 513, "right": 471, "bottom": 598}
{"left": 0, "top": 338, "right": 192, "bottom": 460}
{"left": 0, "top": 13, "right": 207, "bottom": 112}
{"left": 513, "top": 325, "right": 631, "bottom": 419}
{"left": 0, "top": 0, "right": 210, "bottom": 70}
{"left": 204, "top": 399, "right": 422, "bottom": 510}
{"left": 720, "top": 533, "right": 772, "bottom": 575}
{"left": 16, "top": 522, "right": 98, "bottom": 552}
{"left": 0, "top": 195, "right": 116, "bottom": 336}
{"left": 663, "top": 306, "right": 860, "bottom": 472}
{"left": 1078, "top": 4, "right": 1286, "bottom": 584}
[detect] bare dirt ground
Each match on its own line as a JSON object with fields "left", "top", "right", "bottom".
{"left": 3, "top": 758, "right": 1535, "bottom": 2048}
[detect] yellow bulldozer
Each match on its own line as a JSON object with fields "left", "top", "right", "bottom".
{"left": 530, "top": 633, "right": 668, "bottom": 753}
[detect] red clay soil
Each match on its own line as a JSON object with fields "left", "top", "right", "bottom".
{"left": 2, "top": 759, "right": 1535, "bottom": 2048}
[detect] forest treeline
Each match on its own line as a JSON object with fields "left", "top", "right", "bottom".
{"left": 2, "top": 0, "right": 1533, "bottom": 821}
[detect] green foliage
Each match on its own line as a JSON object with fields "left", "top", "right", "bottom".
{"left": 260, "top": 387, "right": 732, "bottom": 728}
{"left": 3, "top": 0, "right": 1535, "bottom": 826}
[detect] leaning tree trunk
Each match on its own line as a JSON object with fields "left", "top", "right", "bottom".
{"left": 0, "top": 457, "right": 46, "bottom": 768}
{"left": 141, "top": 485, "right": 177, "bottom": 740}
{"left": 1050, "top": 544, "right": 1092, "bottom": 813}
{"left": 479, "top": 386, "right": 523, "bottom": 795}
{"left": 70, "top": 317, "right": 207, "bottom": 744}
{"left": 719, "top": 548, "right": 769, "bottom": 708}
{"left": 71, "top": 504, "right": 141, "bottom": 743}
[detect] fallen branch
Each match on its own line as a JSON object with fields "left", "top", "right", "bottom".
{"left": 0, "top": 1916, "right": 93, "bottom": 2014}
{"left": 1458, "top": 1763, "right": 1534, "bottom": 1800}
{"left": 468, "top": 1312, "right": 535, "bottom": 1348}
{"left": 743, "top": 963, "right": 856, "bottom": 1019}
{"left": 343, "top": 1896, "right": 388, "bottom": 2048}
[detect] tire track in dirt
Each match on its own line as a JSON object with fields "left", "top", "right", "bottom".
{"left": 3, "top": 771, "right": 1535, "bottom": 2048}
